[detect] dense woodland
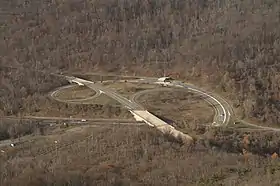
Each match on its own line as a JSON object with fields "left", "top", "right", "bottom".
{"left": 1, "top": 0, "right": 280, "bottom": 125}
{"left": 1, "top": 126, "right": 280, "bottom": 186}
{"left": 1, "top": 0, "right": 280, "bottom": 185}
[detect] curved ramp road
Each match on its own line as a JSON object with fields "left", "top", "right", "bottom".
{"left": 57, "top": 74, "right": 280, "bottom": 143}
{"left": 50, "top": 84, "right": 101, "bottom": 104}
{"left": 123, "top": 78, "right": 230, "bottom": 127}
{"left": 176, "top": 82, "right": 230, "bottom": 126}
{"left": 64, "top": 76, "right": 194, "bottom": 144}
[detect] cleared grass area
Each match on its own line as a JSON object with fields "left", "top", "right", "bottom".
{"left": 81, "top": 94, "right": 121, "bottom": 106}
{"left": 136, "top": 90, "right": 214, "bottom": 135}
{"left": 23, "top": 91, "right": 132, "bottom": 119}
{"left": 102, "top": 82, "right": 160, "bottom": 98}
{"left": 54, "top": 85, "right": 96, "bottom": 100}
{"left": 52, "top": 85, "right": 122, "bottom": 106}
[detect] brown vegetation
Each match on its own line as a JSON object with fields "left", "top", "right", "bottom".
{"left": 137, "top": 89, "right": 213, "bottom": 134}
{"left": 0, "top": 119, "right": 41, "bottom": 141}
{"left": 1, "top": 126, "right": 280, "bottom": 186}
{"left": 1, "top": 0, "right": 280, "bottom": 125}
{"left": 1, "top": 0, "right": 280, "bottom": 185}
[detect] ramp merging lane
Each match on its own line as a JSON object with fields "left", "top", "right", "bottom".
{"left": 125, "top": 78, "right": 230, "bottom": 127}
{"left": 66, "top": 76, "right": 144, "bottom": 110}
{"left": 64, "top": 75, "right": 234, "bottom": 142}
{"left": 65, "top": 76, "right": 194, "bottom": 143}
{"left": 176, "top": 82, "right": 230, "bottom": 126}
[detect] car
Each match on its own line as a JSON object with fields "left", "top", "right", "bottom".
{"left": 81, "top": 119, "right": 87, "bottom": 122}
{"left": 212, "top": 122, "right": 219, "bottom": 127}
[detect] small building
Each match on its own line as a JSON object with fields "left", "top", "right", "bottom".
{"left": 158, "top": 77, "right": 173, "bottom": 82}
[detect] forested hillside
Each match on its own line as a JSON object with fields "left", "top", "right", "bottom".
{"left": 1, "top": 0, "right": 280, "bottom": 125}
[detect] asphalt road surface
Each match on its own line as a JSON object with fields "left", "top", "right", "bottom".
{"left": 123, "top": 78, "right": 231, "bottom": 127}
{"left": 0, "top": 116, "right": 145, "bottom": 148}
{"left": 65, "top": 75, "right": 230, "bottom": 127}
{"left": 50, "top": 84, "right": 101, "bottom": 104}
{"left": 62, "top": 75, "right": 277, "bottom": 131}
{"left": 65, "top": 76, "right": 194, "bottom": 143}
{"left": 1, "top": 73, "right": 277, "bottom": 150}
{"left": 66, "top": 76, "right": 145, "bottom": 110}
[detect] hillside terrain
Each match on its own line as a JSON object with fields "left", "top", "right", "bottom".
{"left": 1, "top": 0, "right": 280, "bottom": 126}
{"left": 1, "top": 124, "right": 280, "bottom": 186}
{"left": 1, "top": 0, "right": 280, "bottom": 185}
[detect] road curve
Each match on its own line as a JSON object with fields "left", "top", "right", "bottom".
{"left": 129, "top": 87, "right": 222, "bottom": 126}
{"left": 63, "top": 76, "right": 194, "bottom": 143}
{"left": 176, "top": 82, "right": 231, "bottom": 126}
{"left": 125, "top": 78, "right": 280, "bottom": 131}
{"left": 130, "top": 87, "right": 189, "bottom": 110}
{"left": 122, "top": 79, "right": 229, "bottom": 127}
{"left": 50, "top": 84, "right": 101, "bottom": 104}
{"left": 56, "top": 73, "right": 280, "bottom": 139}
{"left": 56, "top": 75, "right": 232, "bottom": 129}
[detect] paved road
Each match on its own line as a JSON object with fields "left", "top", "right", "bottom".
{"left": 59, "top": 74, "right": 280, "bottom": 134}
{"left": 130, "top": 87, "right": 188, "bottom": 110}
{"left": 2, "top": 72, "right": 275, "bottom": 151}
{"left": 66, "top": 76, "right": 145, "bottom": 110}
{"left": 238, "top": 119, "right": 280, "bottom": 132}
{"left": 0, "top": 116, "right": 145, "bottom": 148}
{"left": 65, "top": 75, "right": 230, "bottom": 127}
{"left": 94, "top": 75, "right": 231, "bottom": 127}
{"left": 50, "top": 84, "right": 101, "bottom": 104}
{"left": 2, "top": 116, "right": 140, "bottom": 123}
{"left": 65, "top": 76, "right": 194, "bottom": 143}
{"left": 175, "top": 82, "right": 231, "bottom": 126}
{"left": 122, "top": 77, "right": 279, "bottom": 131}
{"left": 122, "top": 79, "right": 230, "bottom": 127}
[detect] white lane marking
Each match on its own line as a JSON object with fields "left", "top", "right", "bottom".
{"left": 188, "top": 87, "right": 227, "bottom": 124}
{"left": 175, "top": 85, "right": 184, "bottom": 88}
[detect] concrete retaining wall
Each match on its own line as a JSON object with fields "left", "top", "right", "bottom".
{"left": 130, "top": 110, "right": 193, "bottom": 143}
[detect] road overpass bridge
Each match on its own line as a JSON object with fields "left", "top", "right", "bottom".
{"left": 129, "top": 110, "right": 193, "bottom": 143}
{"left": 66, "top": 76, "right": 194, "bottom": 144}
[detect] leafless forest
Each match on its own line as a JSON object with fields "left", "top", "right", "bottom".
{"left": 1, "top": 124, "right": 280, "bottom": 186}
{"left": 1, "top": 0, "right": 280, "bottom": 185}
{"left": 1, "top": 0, "right": 280, "bottom": 125}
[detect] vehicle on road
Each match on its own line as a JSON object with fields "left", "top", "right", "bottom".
{"left": 212, "top": 122, "right": 219, "bottom": 127}
{"left": 158, "top": 77, "right": 174, "bottom": 83}
{"left": 81, "top": 119, "right": 87, "bottom": 122}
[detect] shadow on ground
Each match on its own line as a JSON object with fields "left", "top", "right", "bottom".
{"left": 148, "top": 111, "right": 175, "bottom": 125}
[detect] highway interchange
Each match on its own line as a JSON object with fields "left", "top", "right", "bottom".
{"left": 63, "top": 74, "right": 280, "bottom": 132}
{"left": 66, "top": 75, "right": 231, "bottom": 125}
{"left": 61, "top": 75, "right": 235, "bottom": 143}
{"left": 1, "top": 73, "right": 279, "bottom": 149}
